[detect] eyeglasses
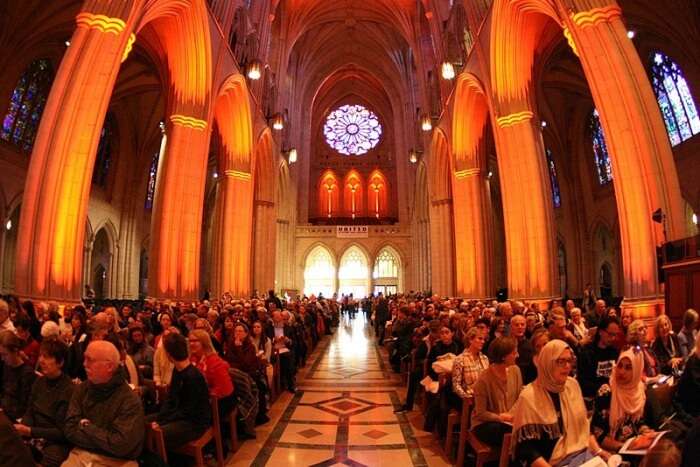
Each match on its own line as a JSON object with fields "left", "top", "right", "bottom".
{"left": 554, "top": 357, "right": 576, "bottom": 368}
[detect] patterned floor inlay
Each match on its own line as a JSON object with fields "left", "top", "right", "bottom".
{"left": 230, "top": 314, "right": 450, "bottom": 467}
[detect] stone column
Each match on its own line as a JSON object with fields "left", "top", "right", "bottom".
{"left": 429, "top": 198, "right": 455, "bottom": 296}
{"left": 253, "top": 199, "right": 277, "bottom": 293}
{"left": 15, "top": 2, "right": 141, "bottom": 302}
{"left": 492, "top": 111, "right": 558, "bottom": 302}
{"left": 210, "top": 170, "right": 254, "bottom": 297}
{"left": 562, "top": 1, "right": 687, "bottom": 314}
{"left": 148, "top": 115, "right": 211, "bottom": 300}
{"left": 452, "top": 169, "right": 495, "bottom": 298}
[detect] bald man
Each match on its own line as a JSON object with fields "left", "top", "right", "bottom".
{"left": 63, "top": 341, "right": 144, "bottom": 466}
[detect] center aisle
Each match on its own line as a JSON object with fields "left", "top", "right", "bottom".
{"left": 229, "top": 314, "right": 451, "bottom": 466}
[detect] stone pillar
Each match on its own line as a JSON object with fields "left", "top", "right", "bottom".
{"left": 15, "top": 2, "right": 141, "bottom": 302}
{"left": 148, "top": 115, "right": 211, "bottom": 300}
{"left": 429, "top": 198, "right": 455, "bottom": 296}
{"left": 452, "top": 169, "right": 495, "bottom": 298}
{"left": 562, "top": 2, "right": 686, "bottom": 314}
{"left": 210, "top": 170, "right": 254, "bottom": 297}
{"left": 492, "top": 111, "right": 558, "bottom": 301}
{"left": 253, "top": 199, "right": 276, "bottom": 293}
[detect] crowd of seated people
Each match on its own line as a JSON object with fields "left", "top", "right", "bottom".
{"left": 377, "top": 293, "right": 699, "bottom": 467}
{"left": 0, "top": 291, "right": 338, "bottom": 466}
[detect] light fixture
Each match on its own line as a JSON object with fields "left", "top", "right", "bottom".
{"left": 441, "top": 61, "right": 455, "bottom": 80}
{"left": 272, "top": 113, "right": 284, "bottom": 131}
{"left": 158, "top": 120, "right": 165, "bottom": 133}
{"left": 247, "top": 60, "right": 262, "bottom": 80}
{"left": 488, "top": 171, "right": 493, "bottom": 178}
{"left": 5, "top": 219, "right": 11, "bottom": 231}
{"left": 693, "top": 213, "right": 698, "bottom": 226}
{"left": 409, "top": 149, "right": 418, "bottom": 164}
{"left": 421, "top": 115, "right": 433, "bottom": 132}
{"left": 288, "top": 148, "right": 297, "bottom": 164}
{"left": 65, "top": 40, "right": 71, "bottom": 47}
{"left": 541, "top": 120, "right": 548, "bottom": 128}
{"left": 213, "top": 172, "right": 219, "bottom": 179}
{"left": 627, "top": 30, "right": 636, "bottom": 39}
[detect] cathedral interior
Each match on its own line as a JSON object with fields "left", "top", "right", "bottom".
{"left": 0, "top": 0, "right": 700, "bottom": 466}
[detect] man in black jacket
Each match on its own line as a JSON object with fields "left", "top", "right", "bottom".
{"left": 63, "top": 340, "right": 144, "bottom": 466}
{"left": 577, "top": 316, "right": 620, "bottom": 398}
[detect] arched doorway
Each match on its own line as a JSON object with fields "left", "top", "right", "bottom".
{"left": 90, "top": 228, "right": 112, "bottom": 299}
{"left": 600, "top": 262, "right": 613, "bottom": 302}
{"left": 303, "top": 245, "right": 336, "bottom": 298}
{"left": 138, "top": 247, "right": 148, "bottom": 299}
{"left": 372, "top": 247, "right": 401, "bottom": 295}
{"left": 338, "top": 246, "right": 370, "bottom": 298}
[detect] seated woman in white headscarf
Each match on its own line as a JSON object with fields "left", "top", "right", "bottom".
{"left": 591, "top": 348, "right": 653, "bottom": 452}
{"left": 511, "top": 340, "right": 610, "bottom": 467}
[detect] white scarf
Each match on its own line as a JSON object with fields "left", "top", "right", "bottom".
{"left": 609, "top": 349, "right": 645, "bottom": 434}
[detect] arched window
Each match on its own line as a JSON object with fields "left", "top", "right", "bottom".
{"left": 145, "top": 151, "right": 159, "bottom": 210}
{"left": 590, "top": 109, "right": 613, "bottom": 185}
{"left": 343, "top": 170, "right": 364, "bottom": 218}
{"left": 92, "top": 112, "right": 115, "bottom": 187}
{"left": 338, "top": 246, "right": 369, "bottom": 297}
{"left": 373, "top": 248, "right": 399, "bottom": 279}
{"left": 303, "top": 245, "right": 336, "bottom": 298}
{"left": 324, "top": 104, "right": 382, "bottom": 155}
{"left": 1, "top": 59, "right": 54, "bottom": 152}
{"left": 318, "top": 170, "right": 340, "bottom": 218}
{"left": 368, "top": 170, "right": 388, "bottom": 218}
{"left": 650, "top": 52, "right": 700, "bottom": 146}
{"left": 545, "top": 149, "right": 561, "bottom": 208}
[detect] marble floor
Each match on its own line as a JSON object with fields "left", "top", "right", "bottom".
{"left": 228, "top": 314, "right": 452, "bottom": 466}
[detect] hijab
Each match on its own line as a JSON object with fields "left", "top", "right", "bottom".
{"left": 511, "top": 340, "right": 590, "bottom": 465}
{"left": 609, "top": 349, "right": 645, "bottom": 433}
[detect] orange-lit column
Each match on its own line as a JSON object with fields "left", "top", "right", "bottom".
{"left": 148, "top": 115, "right": 210, "bottom": 300}
{"left": 252, "top": 199, "right": 276, "bottom": 293}
{"left": 492, "top": 111, "right": 557, "bottom": 301}
{"left": 15, "top": 3, "right": 141, "bottom": 302}
{"left": 429, "top": 198, "right": 456, "bottom": 296}
{"left": 561, "top": 2, "right": 686, "bottom": 315}
{"left": 211, "top": 170, "right": 254, "bottom": 297}
{"left": 452, "top": 169, "right": 494, "bottom": 298}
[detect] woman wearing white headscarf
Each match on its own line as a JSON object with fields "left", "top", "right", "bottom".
{"left": 592, "top": 348, "right": 651, "bottom": 451}
{"left": 511, "top": 340, "right": 609, "bottom": 466}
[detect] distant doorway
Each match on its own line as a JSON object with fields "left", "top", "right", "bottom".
{"left": 338, "top": 246, "right": 369, "bottom": 298}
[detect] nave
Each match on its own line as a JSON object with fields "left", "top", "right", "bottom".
{"left": 233, "top": 313, "right": 447, "bottom": 467}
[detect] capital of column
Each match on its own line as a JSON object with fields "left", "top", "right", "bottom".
{"left": 562, "top": 27, "right": 579, "bottom": 56}
{"left": 224, "top": 169, "right": 252, "bottom": 180}
{"left": 170, "top": 114, "right": 208, "bottom": 130}
{"left": 76, "top": 12, "right": 126, "bottom": 34}
{"left": 454, "top": 168, "right": 481, "bottom": 179}
{"left": 496, "top": 111, "right": 533, "bottom": 129}
{"left": 122, "top": 33, "right": 136, "bottom": 63}
{"left": 571, "top": 5, "right": 622, "bottom": 28}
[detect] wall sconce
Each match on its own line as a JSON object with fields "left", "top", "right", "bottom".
{"left": 693, "top": 213, "right": 698, "bottom": 226}
{"left": 421, "top": 114, "right": 433, "bottom": 132}
{"left": 409, "top": 149, "right": 419, "bottom": 164}
{"left": 287, "top": 148, "right": 297, "bottom": 164}
{"left": 247, "top": 60, "right": 262, "bottom": 80}
{"left": 441, "top": 61, "right": 455, "bottom": 80}
{"left": 272, "top": 113, "right": 284, "bottom": 131}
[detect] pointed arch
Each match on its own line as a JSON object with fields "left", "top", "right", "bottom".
{"left": 318, "top": 169, "right": 340, "bottom": 218}
{"left": 372, "top": 244, "right": 403, "bottom": 294}
{"left": 367, "top": 169, "right": 388, "bottom": 219}
{"left": 303, "top": 243, "right": 336, "bottom": 298}
{"left": 452, "top": 73, "right": 490, "bottom": 170}
{"left": 338, "top": 244, "right": 371, "bottom": 298}
{"left": 343, "top": 169, "right": 364, "bottom": 218}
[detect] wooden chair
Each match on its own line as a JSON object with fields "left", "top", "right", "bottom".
{"left": 455, "top": 397, "right": 473, "bottom": 466}
{"left": 145, "top": 423, "right": 168, "bottom": 464}
{"left": 173, "top": 396, "right": 225, "bottom": 467}
{"left": 499, "top": 433, "right": 512, "bottom": 467}
{"left": 446, "top": 396, "right": 471, "bottom": 460}
{"left": 227, "top": 404, "right": 240, "bottom": 453}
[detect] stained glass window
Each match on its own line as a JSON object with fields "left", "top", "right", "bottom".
{"left": 145, "top": 152, "right": 159, "bottom": 210}
{"left": 324, "top": 104, "right": 382, "bottom": 155}
{"left": 545, "top": 149, "right": 561, "bottom": 208}
{"left": 373, "top": 249, "right": 399, "bottom": 279}
{"left": 590, "top": 109, "right": 613, "bottom": 185}
{"left": 650, "top": 52, "right": 700, "bottom": 146}
{"left": 92, "top": 112, "right": 115, "bottom": 187}
{"left": 1, "top": 59, "right": 54, "bottom": 152}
